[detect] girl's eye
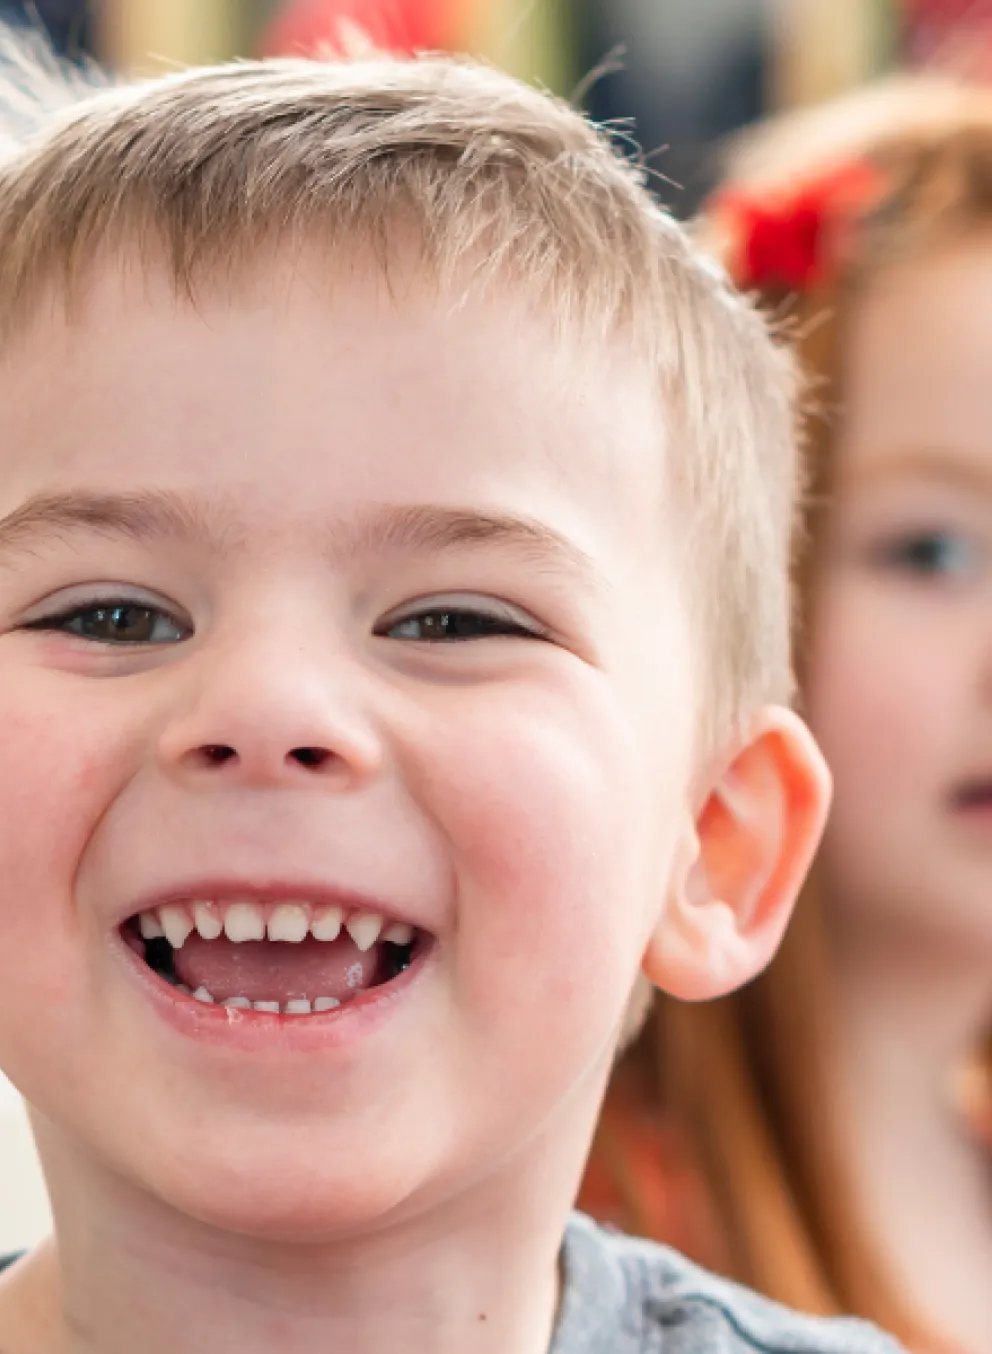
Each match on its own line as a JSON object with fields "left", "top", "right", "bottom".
{"left": 25, "top": 602, "right": 190, "bottom": 645}
{"left": 381, "top": 607, "right": 543, "bottom": 642}
{"left": 878, "top": 531, "right": 981, "bottom": 580}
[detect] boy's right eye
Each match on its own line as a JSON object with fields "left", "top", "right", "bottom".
{"left": 24, "top": 602, "right": 190, "bottom": 645}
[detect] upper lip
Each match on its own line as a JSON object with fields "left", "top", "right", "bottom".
{"left": 116, "top": 878, "right": 427, "bottom": 933}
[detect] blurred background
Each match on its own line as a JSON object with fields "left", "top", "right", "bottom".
{"left": 0, "top": 0, "right": 986, "bottom": 1253}
{"left": 0, "top": 0, "right": 978, "bottom": 214}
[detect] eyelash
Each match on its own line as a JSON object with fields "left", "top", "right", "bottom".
{"left": 22, "top": 600, "right": 191, "bottom": 646}
{"left": 377, "top": 603, "right": 547, "bottom": 643}
{"left": 22, "top": 599, "right": 548, "bottom": 646}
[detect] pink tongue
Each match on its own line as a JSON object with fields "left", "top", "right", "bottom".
{"left": 171, "top": 934, "right": 381, "bottom": 1004}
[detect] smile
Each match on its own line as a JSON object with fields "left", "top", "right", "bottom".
{"left": 123, "top": 898, "right": 424, "bottom": 1017}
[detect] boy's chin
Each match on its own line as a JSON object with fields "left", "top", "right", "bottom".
{"left": 146, "top": 1147, "right": 435, "bottom": 1242}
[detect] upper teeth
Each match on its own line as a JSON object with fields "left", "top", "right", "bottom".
{"left": 382, "top": 921, "right": 414, "bottom": 945}
{"left": 138, "top": 911, "right": 164, "bottom": 940}
{"left": 267, "top": 903, "right": 310, "bottom": 943}
{"left": 193, "top": 901, "right": 222, "bottom": 941}
{"left": 136, "top": 900, "right": 413, "bottom": 950}
{"left": 223, "top": 903, "right": 265, "bottom": 944}
{"left": 157, "top": 905, "right": 193, "bottom": 950}
{"left": 310, "top": 906, "right": 342, "bottom": 942}
{"left": 346, "top": 913, "right": 384, "bottom": 952}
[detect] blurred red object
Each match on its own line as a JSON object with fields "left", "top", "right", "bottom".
{"left": 903, "top": 0, "right": 992, "bottom": 82}
{"left": 715, "top": 162, "right": 884, "bottom": 292}
{"left": 261, "top": 0, "right": 453, "bottom": 57}
{"left": 904, "top": 0, "right": 990, "bottom": 26}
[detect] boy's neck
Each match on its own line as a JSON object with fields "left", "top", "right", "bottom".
{"left": 4, "top": 1115, "right": 593, "bottom": 1354}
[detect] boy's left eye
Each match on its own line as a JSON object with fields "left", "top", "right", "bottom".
{"left": 379, "top": 607, "right": 544, "bottom": 642}
{"left": 25, "top": 602, "right": 190, "bottom": 645}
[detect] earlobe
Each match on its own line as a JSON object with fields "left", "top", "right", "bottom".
{"left": 642, "top": 707, "right": 830, "bottom": 1001}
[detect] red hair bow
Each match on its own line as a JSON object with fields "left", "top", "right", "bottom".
{"left": 715, "top": 162, "right": 884, "bottom": 292}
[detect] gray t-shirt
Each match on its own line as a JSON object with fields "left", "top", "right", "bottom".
{"left": 0, "top": 1222, "right": 906, "bottom": 1353}
{"left": 553, "top": 1214, "right": 905, "bottom": 1354}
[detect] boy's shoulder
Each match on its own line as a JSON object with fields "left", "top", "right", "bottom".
{"left": 555, "top": 1214, "right": 905, "bottom": 1354}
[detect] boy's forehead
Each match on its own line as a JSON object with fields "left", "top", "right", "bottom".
{"left": 0, "top": 249, "right": 672, "bottom": 563}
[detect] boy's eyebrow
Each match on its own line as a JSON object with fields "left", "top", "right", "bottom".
{"left": 358, "top": 504, "right": 602, "bottom": 584}
{"left": 0, "top": 489, "right": 217, "bottom": 557}
{"left": 0, "top": 490, "right": 602, "bottom": 583}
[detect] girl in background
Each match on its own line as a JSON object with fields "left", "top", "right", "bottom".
{"left": 582, "top": 77, "right": 992, "bottom": 1354}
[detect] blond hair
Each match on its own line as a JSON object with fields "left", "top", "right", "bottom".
{"left": 0, "top": 34, "right": 799, "bottom": 745}
{"left": 592, "top": 76, "right": 992, "bottom": 1353}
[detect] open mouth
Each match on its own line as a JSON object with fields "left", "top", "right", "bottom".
{"left": 122, "top": 900, "right": 423, "bottom": 1016}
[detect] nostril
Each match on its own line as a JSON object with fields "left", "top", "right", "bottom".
{"left": 200, "top": 744, "right": 238, "bottom": 766}
{"left": 182, "top": 744, "right": 334, "bottom": 773}
{"left": 289, "top": 746, "right": 331, "bottom": 769}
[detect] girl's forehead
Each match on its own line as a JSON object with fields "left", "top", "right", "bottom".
{"left": 836, "top": 241, "right": 992, "bottom": 483}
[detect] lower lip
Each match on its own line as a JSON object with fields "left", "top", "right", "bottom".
{"left": 951, "top": 789, "right": 992, "bottom": 813}
{"left": 115, "top": 935, "right": 433, "bottom": 1053}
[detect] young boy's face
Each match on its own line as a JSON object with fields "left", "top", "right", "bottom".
{"left": 0, "top": 249, "right": 699, "bottom": 1237}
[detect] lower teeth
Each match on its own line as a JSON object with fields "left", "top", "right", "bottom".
{"left": 139, "top": 928, "right": 415, "bottom": 1015}
{"left": 180, "top": 986, "right": 341, "bottom": 1014}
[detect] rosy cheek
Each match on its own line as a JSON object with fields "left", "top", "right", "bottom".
{"left": 1, "top": 694, "right": 101, "bottom": 802}
{"left": 422, "top": 683, "right": 675, "bottom": 1005}
{"left": 0, "top": 676, "right": 133, "bottom": 929}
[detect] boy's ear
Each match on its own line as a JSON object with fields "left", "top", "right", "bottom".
{"left": 642, "top": 708, "right": 830, "bottom": 1001}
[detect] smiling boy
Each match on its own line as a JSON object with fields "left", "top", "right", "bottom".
{"left": 0, "top": 40, "right": 891, "bottom": 1354}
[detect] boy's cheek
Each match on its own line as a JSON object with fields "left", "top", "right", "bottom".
{"left": 0, "top": 686, "right": 111, "bottom": 1097}
{"left": 0, "top": 673, "right": 143, "bottom": 957}
{"left": 428, "top": 692, "right": 688, "bottom": 1025}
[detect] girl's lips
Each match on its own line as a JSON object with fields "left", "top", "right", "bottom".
{"left": 950, "top": 779, "right": 992, "bottom": 811}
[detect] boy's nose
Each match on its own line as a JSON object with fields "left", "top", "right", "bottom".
{"left": 156, "top": 643, "right": 385, "bottom": 790}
